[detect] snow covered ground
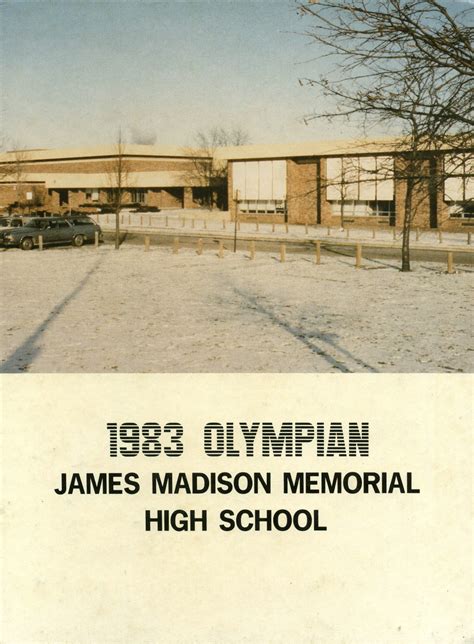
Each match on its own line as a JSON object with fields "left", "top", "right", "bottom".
{"left": 1, "top": 243, "right": 472, "bottom": 373}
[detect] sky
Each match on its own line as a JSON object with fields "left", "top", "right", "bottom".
{"left": 0, "top": 0, "right": 470, "bottom": 150}
{"left": 0, "top": 0, "right": 348, "bottom": 148}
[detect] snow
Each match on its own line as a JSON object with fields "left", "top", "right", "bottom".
{"left": 1, "top": 242, "right": 472, "bottom": 373}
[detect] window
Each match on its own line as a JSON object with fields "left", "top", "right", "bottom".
{"left": 233, "top": 160, "right": 287, "bottom": 202}
{"left": 444, "top": 153, "right": 473, "bottom": 218}
{"left": 85, "top": 189, "right": 99, "bottom": 202}
{"left": 71, "top": 218, "right": 92, "bottom": 226}
{"left": 130, "top": 189, "right": 146, "bottom": 204}
{"left": 238, "top": 199, "right": 286, "bottom": 214}
{"left": 330, "top": 200, "right": 394, "bottom": 218}
{"left": 447, "top": 202, "right": 474, "bottom": 219}
{"left": 326, "top": 156, "right": 394, "bottom": 201}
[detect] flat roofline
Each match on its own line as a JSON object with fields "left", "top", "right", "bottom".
{"left": 0, "top": 144, "right": 211, "bottom": 163}
{"left": 216, "top": 137, "right": 473, "bottom": 160}
{"left": 1, "top": 138, "right": 471, "bottom": 164}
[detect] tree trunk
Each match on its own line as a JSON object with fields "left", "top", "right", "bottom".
{"left": 401, "top": 175, "right": 414, "bottom": 272}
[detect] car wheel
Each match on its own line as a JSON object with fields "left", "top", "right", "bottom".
{"left": 20, "top": 237, "right": 34, "bottom": 251}
{"left": 73, "top": 234, "right": 84, "bottom": 247}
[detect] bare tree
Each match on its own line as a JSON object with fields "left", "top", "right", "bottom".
{"left": 183, "top": 126, "right": 250, "bottom": 210}
{"left": 297, "top": 0, "right": 474, "bottom": 271}
{"left": 11, "top": 148, "right": 30, "bottom": 213}
{"left": 106, "top": 129, "right": 132, "bottom": 250}
{"left": 0, "top": 142, "right": 12, "bottom": 183}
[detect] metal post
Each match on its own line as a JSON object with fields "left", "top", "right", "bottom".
{"left": 197, "top": 238, "right": 203, "bottom": 255}
{"left": 218, "top": 240, "right": 224, "bottom": 259}
{"left": 144, "top": 235, "right": 150, "bottom": 252}
{"left": 173, "top": 237, "right": 179, "bottom": 254}
{"left": 233, "top": 189, "right": 239, "bottom": 253}
{"left": 280, "top": 243, "right": 286, "bottom": 263}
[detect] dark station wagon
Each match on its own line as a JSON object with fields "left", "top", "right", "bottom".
{"left": 0, "top": 216, "right": 103, "bottom": 250}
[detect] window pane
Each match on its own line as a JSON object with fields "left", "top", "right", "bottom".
{"left": 326, "top": 158, "right": 342, "bottom": 200}
{"left": 258, "top": 161, "right": 273, "bottom": 200}
{"left": 245, "top": 162, "right": 259, "bottom": 200}
{"left": 272, "top": 160, "right": 287, "bottom": 200}
{"left": 233, "top": 162, "right": 246, "bottom": 199}
{"left": 359, "top": 157, "right": 377, "bottom": 200}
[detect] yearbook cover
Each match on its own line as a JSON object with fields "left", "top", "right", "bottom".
{"left": 1, "top": 1, "right": 472, "bottom": 643}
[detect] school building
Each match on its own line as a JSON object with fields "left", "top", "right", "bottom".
{"left": 0, "top": 139, "right": 472, "bottom": 230}
{"left": 220, "top": 139, "right": 473, "bottom": 231}
{"left": 0, "top": 144, "right": 219, "bottom": 212}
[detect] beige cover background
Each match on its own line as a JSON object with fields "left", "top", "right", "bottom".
{"left": 0, "top": 373, "right": 472, "bottom": 643}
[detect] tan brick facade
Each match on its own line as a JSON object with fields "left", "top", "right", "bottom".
{"left": 1, "top": 143, "right": 472, "bottom": 228}
{"left": 287, "top": 160, "right": 317, "bottom": 225}
{"left": 19, "top": 158, "right": 194, "bottom": 175}
{"left": 228, "top": 151, "right": 473, "bottom": 231}
{"left": 0, "top": 145, "right": 211, "bottom": 213}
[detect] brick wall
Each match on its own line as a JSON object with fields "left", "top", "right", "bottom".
{"left": 287, "top": 159, "right": 317, "bottom": 224}
{"left": 161, "top": 188, "right": 183, "bottom": 208}
{"left": 183, "top": 187, "right": 194, "bottom": 209}
{"left": 146, "top": 189, "right": 161, "bottom": 208}
{"left": 0, "top": 183, "right": 47, "bottom": 209}
{"left": 17, "top": 158, "right": 195, "bottom": 174}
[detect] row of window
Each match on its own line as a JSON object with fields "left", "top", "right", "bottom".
{"left": 84, "top": 189, "right": 147, "bottom": 203}
{"left": 237, "top": 200, "right": 286, "bottom": 214}
{"left": 329, "top": 200, "right": 395, "bottom": 218}
{"left": 329, "top": 200, "right": 473, "bottom": 219}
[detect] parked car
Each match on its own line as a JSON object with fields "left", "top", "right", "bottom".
{"left": 0, "top": 216, "right": 103, "bottom": 250}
